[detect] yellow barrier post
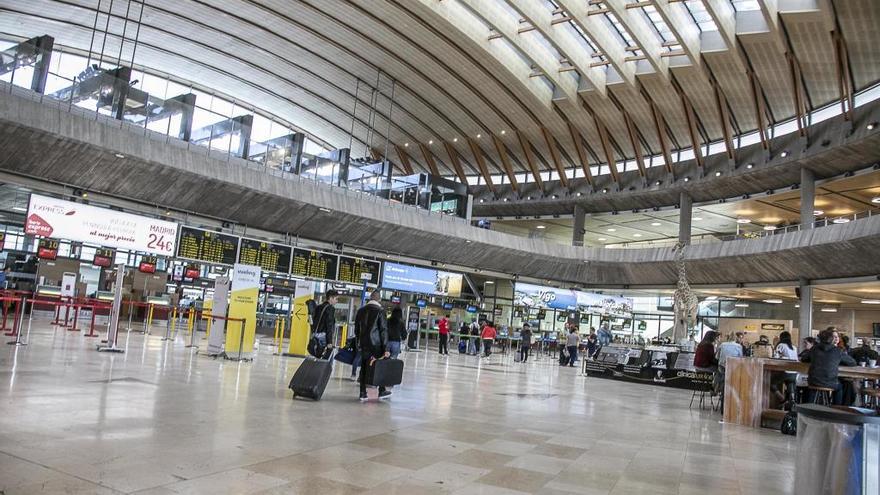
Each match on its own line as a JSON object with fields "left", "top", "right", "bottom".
{"left": 273, "top": 318, "right": 280, "bottom": 354}
{"left": 340, "top": 324, "right": 348, "bottom": 347}
{"left": 277, "top": 318, "right": 285, "bottom": 355}
{"left": 146, "top": 304, "right": 154, "bottom": 331}
{"left": 205, "top": 312, "right": 213, "bottom": 337}
{"left": 187, "top": 309, "right": 195, "bottom": 335}
{"left": 170, "top": 308, "right": 177, "bottom": 335}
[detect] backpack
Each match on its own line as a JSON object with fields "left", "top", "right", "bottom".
{"left": 780, "top": 410, "right": 797, "bottom": 436}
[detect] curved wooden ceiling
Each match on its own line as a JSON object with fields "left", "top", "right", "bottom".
{"left": 1, "top": 0, "right": 877, "bottom": 185}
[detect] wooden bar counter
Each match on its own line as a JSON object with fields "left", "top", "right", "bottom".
{"left": 723, "top": 357, "right": 880, "bottom": 428}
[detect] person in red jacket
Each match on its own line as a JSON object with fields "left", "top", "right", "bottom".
{"left": 694, "top": 331, "right": 719, "bottom": 370}
{"left": 438, "top": 315, "right": 450, "bottom": 355}
{"left": 481, "top": 321, "right": 497, "bottom": 358}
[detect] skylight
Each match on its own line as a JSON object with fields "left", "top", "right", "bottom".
{"left": 684, "top": 1, "right": 719, "bottom": 32}
{"left": 730, "top": 0, "right": 761, "bottom": 11}
{"left": 640, "top": 5, "right": 677, "bottom": 51}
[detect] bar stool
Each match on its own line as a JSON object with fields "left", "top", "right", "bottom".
{"left": 863, "top": 388, "right": 880, "bottom": 410}
{"left": 691, "top": 367, "right": 717, "bottom": 411}
{"left": 808, "top": 385, "right": 835, "bottom": 405}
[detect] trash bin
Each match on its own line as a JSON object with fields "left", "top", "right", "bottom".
{"left": 795, "top": 404, "right": 880, "bottom": 495}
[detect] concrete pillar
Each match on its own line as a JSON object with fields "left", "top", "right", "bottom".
{"left": 291, "top": 133, "right": 306, "bottom": 174}
{"left": 30, "top": 35, "right": 54, "bottom": 94}
{"left": 678, "top": 192, "right": 692, "bottom": 246}
{"left": 799, "top": 280, "right": 813, "bottom": 340}
{"left": 801, "top": 167, "right": 815, "bottom": 230}
{"left": 572, "top": 205, "right": 586, "bottom": 247}
{"left": 234, "top": 114, "right": 254, "bottom": 159}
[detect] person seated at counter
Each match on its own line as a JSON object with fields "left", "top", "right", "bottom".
{"left": 774, "top": 331, "right": 798, "bottom": 360}
{"left": 751, "top": 335, "right": 773, "bottom": 358}
{"left": 715, "top": 332, "right": 744, "bottom": 396}
{"left": 694, "top": 331, "right": 719, "bottom": 370}
{"left": 850, "top": 341, "right": 879, "bottom": 366}
{"left": 798, "top": 337, "right": 816, "bottom": 360}
{"left": 800, "top": 328, "right": 857, "bottom": 405}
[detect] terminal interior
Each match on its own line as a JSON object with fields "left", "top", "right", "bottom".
{"left": 2, "top": 1, "right": 880, "bottom": 494}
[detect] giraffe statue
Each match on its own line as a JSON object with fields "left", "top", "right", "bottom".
{"left": 672, "top": 241, "right": 698, "bottom": 342}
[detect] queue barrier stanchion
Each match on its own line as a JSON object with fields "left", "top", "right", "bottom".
{"left": 204, "top": 312, "right": 212, "bottom": 338}
{"left": 146, "top": 303, "right": 154, "bottom": 334}
{"left": 185, "top": 309, "right": 201, "bottom": 349}
{"left": 7, "top": 295, "right": 27, "bottom": 346}
{"left": 163, "top": 308, "right": 177, "bottom": 341}
{"left": 237, "top": 319, "right": 247, "bottom": 362}
{"left": 83, "top": 304, "right": 105, "bottom": 338}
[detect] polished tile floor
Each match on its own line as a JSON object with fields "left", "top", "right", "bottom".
{"left": 0, "top": 321, "right": 796, "bottom": 494}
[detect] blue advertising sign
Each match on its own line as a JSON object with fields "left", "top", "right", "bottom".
{"left": 416, "top": 299, "right": 428, "bottom": 308}
{"left": 466, "top": 305, "right": 478, "bottom": 313}
{"left": 443, "top": 302, "right": 454, "bottom": 310}
{"left": 381, "top": 262, "right": 463, "bottom": 296}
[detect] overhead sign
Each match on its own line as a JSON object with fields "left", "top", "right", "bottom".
{"left": 25, "top": 194, "right": 178, "bottom": 256}
{"left": 381, "top": 262, "right": 463, "bottom": 297}
{"left": 37, "top": 238, "right": 59, "bottom": 260}
{"left": 291, "top": 248, "right": 338, "bottom": 280}
{"left": 139, "top": 255, "right": 158, "bottom": 274}
{"left": 176, "top": 226, "right": 239, "bottom": 265}
{"left": 337, "top": 255, "right": 381, "bottom": 285}
{"left": 93, "top": 247, "right": 115, "bottom": 267}
{"left": 238, "top": 238, "right": 292, "bottom": 274}
{"left": 514, "top": 282, "right": 633, "bottom": 317}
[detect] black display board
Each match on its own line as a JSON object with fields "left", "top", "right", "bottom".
{"left": 93, "top": 247, "right": 115, "bottom": 267}
{"left": 337, "top": 255, "right": 381, "bottom": 284}
{"left": 176, "top": 227, "right": 239, "bottom": 265}
{"left": 291, "top": 248, "right": 338, "bottom": 280}
{"left": 238, "top": 238, "right": 292, "bottom": 273}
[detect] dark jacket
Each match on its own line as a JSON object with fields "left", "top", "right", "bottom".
{"left": 851, "top": 346, "right": 880, "bottom": 364}
{"left": 801, "top": 342, "right": 857, "bottom": 388}
{"left": 520, "top": 329, "right": 532, "bottom": 347}
{"left": 387, "top": 317, "right": 405, "bottom": 343}
{"left": 312, "top": 301, "right": 336, "bottom": 344}
{"left": 694, "top": 342, "right": 718, "bottom": 369}
{"left": 355, "top": 300, "right": 388, "bottom": 357}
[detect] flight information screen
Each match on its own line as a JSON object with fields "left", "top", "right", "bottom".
{"left": 291, "top": 248, "right": 338, "bottom": 280}
{"left": 176, "top": 227, "right": 239, "bottom": 265}
{"left": 337, "top": 256, "right": 381, "bottom": 284}
{"left": 239, "top": 238, "right": 292, "bottom": 273}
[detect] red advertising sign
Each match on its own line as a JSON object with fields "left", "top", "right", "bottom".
{"left": 37, "top": 238, "right": 59, "bottom": 260}
{"left": 139, "top": 255, "right": 158, "bottom": 274}
{"left": 184, "top": 265, "right": 200, "bottom": 279}
{"left": 93, "top": 247, "right": 115, "bottom": 268}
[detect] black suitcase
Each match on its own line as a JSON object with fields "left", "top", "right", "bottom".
{"left": 369, "top": 358, "right": 404, "bottom": 387}
{"left": 289, "top": 357, "right": 333, "bottom": 400}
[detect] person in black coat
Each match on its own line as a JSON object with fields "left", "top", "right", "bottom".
{"left": 356, "top": 290, "right": 390, "bottom": 401}
{"left": 800, "top": 328, "right": 857, "bottom": 404}
{"left": 309, "top": 290, "right": 338, "bottom": 358}
{"left": 386, "top": 307, "right": 406, "bottom": 359}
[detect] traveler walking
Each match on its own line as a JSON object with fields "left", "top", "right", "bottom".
{"left": 586, "top": 332, "right": 598, "bottom": 360}
{"left": 470, "top": 320, "right": 481, "bottom": 355}
{"left": 566, "top": 327, "right": 579, "bottom": 367}
{"left": 438, "top": 314, "right": 450, "bottom": 355}
{"left": 356, "top": 291, "right": 391, "bottom": 402}
{"left": 309, "top": 290, "right": 338, "bottom": 358}
{"left": 481, "top": 321, "right": 497, "bottom": 357}
{"left": 387, "top": 307, "right": 405, "bottom": 359}
{"left": 519, "top": 323, "right": 533, "bottom": 363}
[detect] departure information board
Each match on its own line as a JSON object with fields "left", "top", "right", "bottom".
{"left": 291, "top": 248, "right": 338, "bottom": 280}
{"left": 239, "top": 238, "right": 292, "bottom": 273}
{"left": 176, "top": 226, "right": 239, "bottom": 265}
{"left": 337, "top": 256, "right": 381, "bottom": 284}
{"left": 93, "top": 247, "right": 115, "bottom": 267}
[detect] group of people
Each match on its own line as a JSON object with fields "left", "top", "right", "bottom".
{"left": 453, "top": 317, "right": 499, "bottom": 357}
{"left": 695, "top": 326, "right": 876, "bottom": 406}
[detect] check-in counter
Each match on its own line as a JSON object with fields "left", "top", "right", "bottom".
{"left": 723, "top": 357, "right": 880, "bottom": 428}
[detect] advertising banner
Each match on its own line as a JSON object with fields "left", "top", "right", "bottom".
{"left": 287, "top": 280, "right": 315, "bottom": 356}
{"left": 25, "top": 194, "right": 178, "bottom": 256}
{"left": 205, "top": 276, "right": 229, "bottom": 356}
{"left": 514, "top": 282, "right": 633, "bottom": 317}
{"left": 381, "top": 262, "right": 463, "bottom": 297}
{"left": 225, "top": 264, "right": 260, "bottom": 359}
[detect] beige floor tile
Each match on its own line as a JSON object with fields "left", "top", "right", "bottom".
{"left": 531, "top": 443, "right": 588, "bottom": 460}
{"left": 317, "top": 459, "right": 412, "bottom": 489}
{"left": 254, "top": 476, "right": 363, "bottom": 495}
{"left": 452, "top": 482, "right": 533, "bottom": 495}
{"left": 478, "top": 466, "right": 555, "bottom": 493}
{"left": 480, "top": 439, "right": 537, "bottom": 456}
{"left": 505, "top": 453, "right": 572, "bottom": 475}
{"left": 410, "top": 461, "right": 492, "bottom": 490}
{"left": 161, "top": 468, "right": 288, "bottom": 494}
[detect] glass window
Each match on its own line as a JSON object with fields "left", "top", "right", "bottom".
{"left": 684, "top": 1, "right": 719, "bottom": 32}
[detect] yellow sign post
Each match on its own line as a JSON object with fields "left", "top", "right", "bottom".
{"left": 225, "top": 264, "right": 260, "bottom": 360}
{"left": 286, "top": 280, "right": 315, "bottom": 356}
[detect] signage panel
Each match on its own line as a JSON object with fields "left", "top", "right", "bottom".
{"left": 37, "top": 238, "right": 59, "bottom": 260}
{"left": 291, "top": 248, "right": 338, "bottom": 280}
{"left": 514, "top": 282, "right": 633, "bottom": 317}
{"left": 238, "top": 238, "right": 292, "bottom": 274}
{"left": 93, "top": 247, "right": 115, "bottom": 267}
{"left": 381, "top": 262, "right": 463, "bottom": 297}
{"left": 337, "top": 255, "right": 381, "bottom": 285}
{"left": 176, "top": 226, "right": 239, "bottom": 265}
{"left": 25, "top": 194, "right": 178, "bottom": 256}
{"left": 139, "top": 255, "right": 158, "bottom": 274}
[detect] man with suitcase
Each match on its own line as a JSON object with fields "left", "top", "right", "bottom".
{"left": 356, "top": 290, "right": 391, "bottom": 402}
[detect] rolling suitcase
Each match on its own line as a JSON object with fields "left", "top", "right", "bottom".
{"left": 289, "top": 356, "right": 333, "bottom": 400}
{"left": 458, "top": 340, "right": 467, "bottom": 354}
{"left": 369, "top": 358, "right": 404, "bottom": 388}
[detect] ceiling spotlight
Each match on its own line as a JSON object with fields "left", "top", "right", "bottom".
{"left": 861, "top": 300, "right": 880, "bottom": 305}
{"left": 872, "top": 197, "right": 880, "bottom": 204}
{"left": 821, "top": 307, "right": 838, "bottom": 313}
{"left": 527, "top": 196, "right": 533, "bottom": 200}
{"left": 602, "top": 188, "right": 608, "bottom": 193}
{"left": 536, "top": 225, "right": 546, "bottom": 229}
{"left": 465, "top": 240, "right": 472, "bottom": 243}
{"left": 114, "top": 153, "right": 125, "bottom": 159}
{"left": 607, "top": 228, "right": 616, "bottom": 232}
{"left": 715, "top": 171, "right": 722, "bottom": 177}
{"left": 813, "top": 210, "right": 824, "bottom": 216}
{"left": 479, "top": 199, "right": 484, "bottom": 203}
{"left": 833, "top": 217, "right": 851, "bottom": 224}
{"left": 780, "top": 150, "right": 789, "bottom": 158}
{"left": 551, "top": 194, "right": 558, "bottom": 199}
{"left": 655, "top": 180, "right": 662, "bottom": 186}
{"left": 404, "top": 142, "right": 409, "bottom": 147}
{"left": 693, "top": 217, "right": 703, "bottom": 221}
{"left": 453, "top": 137, "right": 458, "bottom": 142}
{"left": 763, "top": 225, "right": 777, "bottom": 231}
{"left": 318, "top": 207, "right": 332, "bottom": 213}
{"left": 868, "top": 122, "right": 877, "bottom": 130}
{"left": 795, "top": 304, "right": 800, "bottom": 308}
{"left": 734, "top": 303, "right": 749, "bottom": 308}
{"left": 501, "top": 130, "right": 506, "bottom": 135}
{"left": 736, "top": 218, "right": 752, "bottom": 224}
{"left": 633, "top": 233, "right": 642, "bottom": 237}
{"left": 598, "top": 237, "right": 607, "bottom": 241}
{"left": 746, "top": 163, "right": 754, "bottom": 169}
{"left": 428, "top": 139, "right": 434, "bottom": 144}
{"left": 683, "top": 177, "right": 690, "bottom": 182}
{"left": 576, "top": 192, "right": 583, "bottom": 197}
{"left": 763, "top": 299, "right": 783, "bottom": 304}
{"left": 476, "top": 133, "right": 482, "bottom": 138}
{"left": 503, "top": 197, "right": 509, "bottom": 202}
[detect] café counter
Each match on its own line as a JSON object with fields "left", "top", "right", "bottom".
{"left": 723, "top": 357, "right": 880, "bottom": 428}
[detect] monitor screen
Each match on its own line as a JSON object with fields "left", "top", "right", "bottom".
{"left": 873, "top": 322, "right": 880, "bottom": 338}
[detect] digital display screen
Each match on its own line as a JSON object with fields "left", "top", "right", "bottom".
{"left": 390, "top": 296, "right": 401, "bottom": 304}
{"left": 176, "top": 227, "right": 239, "bottom": 265}
{"left": 37, "top": 238, "right": 59, "bottom": 260}
{"left": 416, "top": 299, "right": 427, "bottom": 308}
{"left": 93, "top": 247, "right": 115, "bottom": 267}
{"left": 184, "top": 265, "right": 200, "bottom": 279}
{"left": 291, "top": 248, "right": 338, "bottom": 280}
{"left": 238, "top": 238, "right": 291, "bottom": 274}
{"left": 443, "top": 302, "right": 454, "bottom": 310}
{"left": 466, "top": 305, "right": 478, "bottom": 313}
{"left": 381, "top": 262, "right": 463, "bottom": 296}
{"left": 337, "top": 256, "right": 381, "bottom": 285}
{"left": 139, "top": 255, "right": 158, "bottom": 274}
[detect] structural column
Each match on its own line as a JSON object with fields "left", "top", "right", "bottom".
{"left": 799, "top": 279, "right": 813, "bottom": 339}
{"left": 572, "top": 205, "right": 586, "bottom": 247}
{"left": 801, "top": 167, "right": 815, "bottom": 230}
{"left": 678, "top": 192, "right": 693, "bottom": 245}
